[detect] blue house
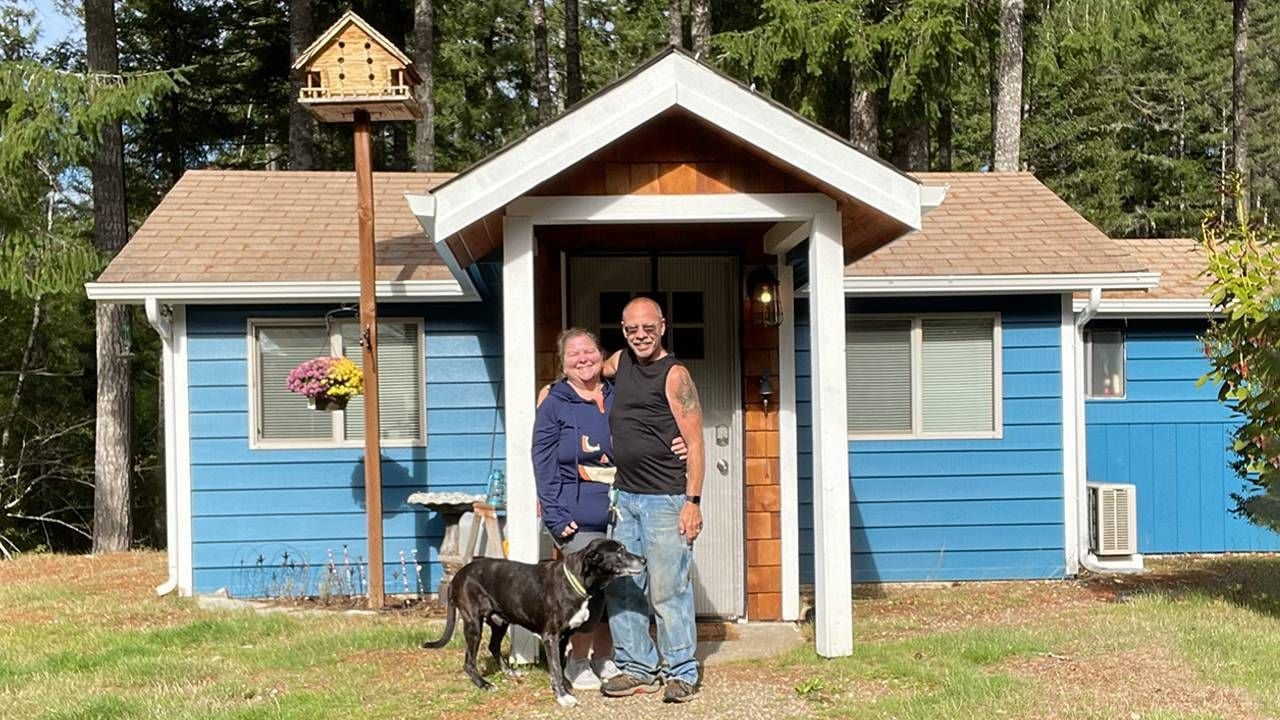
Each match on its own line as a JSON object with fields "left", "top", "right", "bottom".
{"left": 87, "top": 49, "right": 1271, "bottom": 658}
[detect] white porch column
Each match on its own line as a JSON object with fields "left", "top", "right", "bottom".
{"left": 502, "top": 215, "right": 541, "bottom": 663}
{"left": 808, "top": 211, "right": 853, "bottom": 657}
{"left": 777, "top": 260, "right": 801, "bottom": 621}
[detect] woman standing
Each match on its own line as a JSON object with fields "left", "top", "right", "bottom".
{"left": 532, "top": 329, "right": 621, "bottom": 690}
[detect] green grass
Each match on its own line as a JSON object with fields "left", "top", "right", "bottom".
{"left": 2, "top": 552, "right": 1279, "bottom": 719}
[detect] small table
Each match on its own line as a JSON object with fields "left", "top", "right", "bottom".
{"left": 406, "top": 492, "right": 504, "bottom": 598}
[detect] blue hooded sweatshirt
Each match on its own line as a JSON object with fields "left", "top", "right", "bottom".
{"left": 531, "top": 379, "right": 615, "bottom": 537}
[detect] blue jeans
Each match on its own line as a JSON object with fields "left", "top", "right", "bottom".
{"left": 606, "top": 489, "right": 699, "bottom": 685}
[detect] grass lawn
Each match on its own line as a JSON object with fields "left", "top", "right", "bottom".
{"left": 2, "top": 552, "right": 1279, "bottom": 719}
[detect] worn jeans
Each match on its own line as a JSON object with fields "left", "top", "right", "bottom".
{"left": 606, "top": 489, "right": 699, "bottom": 685}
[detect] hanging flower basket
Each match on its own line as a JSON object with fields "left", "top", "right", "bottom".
{"left": 287, "top": 356, "right": 364, "bottom": 412}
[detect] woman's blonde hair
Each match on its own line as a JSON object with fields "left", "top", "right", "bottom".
{"left": 555, "top": 327, "right": 602, "bottom": 379}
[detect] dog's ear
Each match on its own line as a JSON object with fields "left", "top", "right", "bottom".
{"left": 578, "top": 538, "right": 610, "bottom": 576}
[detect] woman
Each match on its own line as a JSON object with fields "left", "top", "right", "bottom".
{"left": 532, "top": 328, "right": 619, "bottom": 690}
{"left": 531, "top": 328, "right": 684, "bottom": 691}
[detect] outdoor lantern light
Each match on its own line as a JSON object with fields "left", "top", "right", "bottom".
{"left": 747, "top": 265, "right": 782, "bottom": 327}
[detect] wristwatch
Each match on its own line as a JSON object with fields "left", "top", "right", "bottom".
{"left": 686, "top": 495, "right": 701, "bottom": 505}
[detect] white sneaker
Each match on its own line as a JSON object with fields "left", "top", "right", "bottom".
{"left": 564, "top": 658, "right": 601, "bottom": 690}
{"left": 592, "top": 657, "right": 621, "bottom": 681}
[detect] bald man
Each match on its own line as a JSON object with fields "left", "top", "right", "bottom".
{"left": 598, "top": 296, "right": 704, "bottom": 703}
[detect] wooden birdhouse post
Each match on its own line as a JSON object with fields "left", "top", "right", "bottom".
{"left": 292, "top": 11, "right": 421, "bottom": 610}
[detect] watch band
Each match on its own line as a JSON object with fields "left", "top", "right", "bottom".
{"left": 686, "top": 495, "right": 701, "bottom": 505}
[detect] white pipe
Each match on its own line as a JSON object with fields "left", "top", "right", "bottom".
{"left": 145, "top": 298, "right": 179, "bottom": 597}
{"left": 1072, "top": 289, "right": 1143, "bottom": 574}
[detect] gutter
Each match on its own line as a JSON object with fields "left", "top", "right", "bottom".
{"left": 1072, "top": 288, "right": 1145, "bottom": 575}
{"left": 145, "top": 298, "right": 179, "bottom": 597}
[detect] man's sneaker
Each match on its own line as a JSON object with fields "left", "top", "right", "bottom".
{"left": 592, "top": 657, "right": 621, "bottom": 681}
{"left": 563, "top": 658, "right": 601, "bottom": 690}
{"left": 662, "top": 678, "right": 699, "bottom": 703}
{"left": 600, "top": 673, "right": 661, "bottom": 697}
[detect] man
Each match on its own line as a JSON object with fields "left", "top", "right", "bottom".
{"left": 599, "top": 296, "right": 704, "bottom": 703}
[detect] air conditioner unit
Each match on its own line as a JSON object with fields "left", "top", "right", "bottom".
{"left": 1087, "top": 483, "right": 1137, "bottom": 556}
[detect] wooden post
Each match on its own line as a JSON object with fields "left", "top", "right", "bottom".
{"left": 354, "top": 109, "right": 384, "bottom": 609}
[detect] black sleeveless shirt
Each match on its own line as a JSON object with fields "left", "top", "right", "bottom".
{"left": 610, "top": 350, "right": 687, "bottom": 495}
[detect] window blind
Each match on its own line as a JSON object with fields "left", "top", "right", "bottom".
{"left": 257, "top": 325, "right": 334, "bottom": 441}
{"left": 847, "top": 318, "right": 913, "bottom": 433}
{"left": 342, "top": 321, "right": 424, "bottom": 441}
{"left": 921, "top": 318, "right": 995, "bottom": 433}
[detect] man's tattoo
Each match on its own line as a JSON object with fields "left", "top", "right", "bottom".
{"left": 675, "top": 370, "right": 700, "bottom": 417}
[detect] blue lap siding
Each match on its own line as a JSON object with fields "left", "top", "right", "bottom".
{"left": 1084, "top": 320, "right": 1279, "bottom": 553}
{"left": 796, "top": 295, "right": 1066, "bottom": 583}
{"left": 186, "top": 303, "right": 503, "bottom": 597}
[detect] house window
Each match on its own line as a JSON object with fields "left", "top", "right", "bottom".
{"left": 250, "top": 319, "right": 425, "bottom": 447}
{"left": 1085, "top": 328, "right": 1126, "bottom": 399}
{"left": 846, "top": 314, "right": 1001, "bottom": 438}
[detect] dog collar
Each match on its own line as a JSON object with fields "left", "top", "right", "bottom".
{"left": 562, "top": 564, "right": 589, "bottom": 599}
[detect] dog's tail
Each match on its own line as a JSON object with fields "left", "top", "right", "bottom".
{"left": 420, "top": 595, "right": 456, "bottom": 649}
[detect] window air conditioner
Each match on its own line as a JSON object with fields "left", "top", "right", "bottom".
{"left": 1087, "top": 483, "right": 1137, "bottom": 556}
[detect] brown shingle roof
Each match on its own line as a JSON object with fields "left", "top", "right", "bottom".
{"left": 1087, "top": 237, "right": 1208, "bottom": 300}
{"left": 850, "top": 172, "right": 1144, "bottom": 276}
{"left": 98, "top": 169, "right": 1168, "bottom": 287}
{"left": 97, "top": 170, "right": 453, "bottom": 284}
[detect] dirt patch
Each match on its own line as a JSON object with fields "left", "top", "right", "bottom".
{"left": 1003, "top": 644, "right": 1268, "bottom": 720}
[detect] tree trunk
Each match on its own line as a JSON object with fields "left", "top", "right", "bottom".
{"left": 669, "top": 0, "right": 683, "bottom": 48}
{"left": 994, "top": 0, "right": 1024, "bottom": 171}
{"left": 904, "top": 122, "right": 929, "bottom": 171}
{"left": 938, "top": 98, "right": 953, "bottom": 171}
{"left": 565, "top": 0, "right": 582, "bottom": 105}
{"left": 1232, "top": 0, "right": 1249, "bottom": 212}
{"left": 413, "top": 0, "right": 435, "bottom": 170}
{"left": 86, "top": 0, "right": 133, "bottom": 553}
{"left": 691, "top": 0, "right": 710, "bottom": 58}
{"left": 988, "top": 31, "right": 997, "bottom": 169}
{"left": 532, "top": 0, "right": 553, "bottom": 123}
{"left": 848, "top": 71, "right": 879, "bottom": 156}
{"left": 288, "top": 0, "right": 316, "bottom": 170}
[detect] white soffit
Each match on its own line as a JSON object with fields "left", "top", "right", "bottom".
{"left": 417, "top": 50, "right": 924, "bottom": 243}
{"left": 84, "top": 279, "right": 476, "bottom": 304}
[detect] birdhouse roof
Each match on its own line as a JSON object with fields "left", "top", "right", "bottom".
{"left": 291, "top": 10, "right": 415, "bottom": 72}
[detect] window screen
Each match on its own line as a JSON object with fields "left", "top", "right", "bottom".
{"left": 256, "top": 325, "right": 334, "bottom": 441}
{"left": 847, "top": 318, "right": 913, "bottom": 433}
{"left": 921, "top": 317, "right": 995, "bottom": 433}
{"left": 342, "top": 321, "right": 424, "bottom": 441}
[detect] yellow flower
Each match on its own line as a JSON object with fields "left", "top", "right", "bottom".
{"left": 325, "top": 357, "right": 364, "bottom": 398}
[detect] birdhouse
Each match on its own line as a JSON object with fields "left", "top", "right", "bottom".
{"left": 291, "top": 10, "right": 422, "bottom": 123}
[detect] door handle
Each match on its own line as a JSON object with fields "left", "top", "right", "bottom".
{"left": 716, "top": 459, "right": 730, "bottom": 475}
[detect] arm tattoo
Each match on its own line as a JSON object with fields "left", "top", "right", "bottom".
{"left": 675, "top": 369, "right": 701, "bottom": 417}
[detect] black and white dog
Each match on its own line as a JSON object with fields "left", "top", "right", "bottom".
{"left": 421, "top": 538, "right": 645, "bottom": 706}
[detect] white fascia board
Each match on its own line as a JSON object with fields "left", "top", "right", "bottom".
{"left": 507, "top": 193, "right": 836, "bottom": 225}
{"left": 826, "top": 272, "right": 1162, "bottom": 297}
{"left": 1071, "top": 298, "right": 1216, "bottom": 317}
{"left": 920, "top": 184, "right": 949, "bottom": 213}
{"left": 431, "top": 60, "right": 678, "bottom": 241}
{"left": 671, "top": 56, "right": 922, "bottom": 229}
{"left": 84, "top": 279, "right": 477, "bottom": 304}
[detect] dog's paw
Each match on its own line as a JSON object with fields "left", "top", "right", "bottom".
{"left": 555, "top": 694, "right": 578, "bottom": 707}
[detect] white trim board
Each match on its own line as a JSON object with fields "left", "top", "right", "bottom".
{"left": 506, "top": 193, "right": 837, "bottom": 225}
{"left": 1059, "top": 295, "right": 1080, "bottom": 575}
{"left": 413, "top": 50, "right": 926, "bottom": 245}
{"left": 173, "top": 306, "right": 194, "bottom": 596}
{"left": 777, "top": 261, "right": 801, "bottom": 621}
{"left": 832, "top": 273, "right": 1161, "bottom": 296}
{"left": 1071, "top": 298, "right": 1215, "bottom": 317}
{"left": 85, "top": 279, "right": 478, "bottom": 304}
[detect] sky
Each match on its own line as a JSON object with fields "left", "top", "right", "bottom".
{"left": 27, "top": 0, "right": 80, "bottom": 50}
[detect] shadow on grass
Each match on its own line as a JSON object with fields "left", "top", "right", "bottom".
{"left": 1079, "top": 554, "right": 1280, "bottom": 618}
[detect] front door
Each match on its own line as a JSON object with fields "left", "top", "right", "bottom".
{"left": 569, "top": 255, "right": 745, "bottom": 618}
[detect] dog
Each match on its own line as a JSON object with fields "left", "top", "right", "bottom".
{"left": 421, "top": 537, "right": 645, "bottom": 706}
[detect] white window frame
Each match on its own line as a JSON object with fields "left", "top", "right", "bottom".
{"left": 247, "top": 317, "right": 426, "bottom": 449}
{"left": 1083, "top": 327, "right": 1127, "bottom": 401}
{"left": 847, "top": 312, "right": 1003, "bottom": 441}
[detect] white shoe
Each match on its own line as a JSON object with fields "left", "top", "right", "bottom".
{"left": 592, "top": 657, "right": 621, "bottom": 681}
{"left": 564, "top": 658, "right": 601, "bottom": 690}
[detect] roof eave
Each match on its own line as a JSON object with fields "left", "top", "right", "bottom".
{"left": 84, "top": 279, "right": 479, "bottom": 305}
{"left": 822, "top": 271, "right": 1163, "bottom": 297}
